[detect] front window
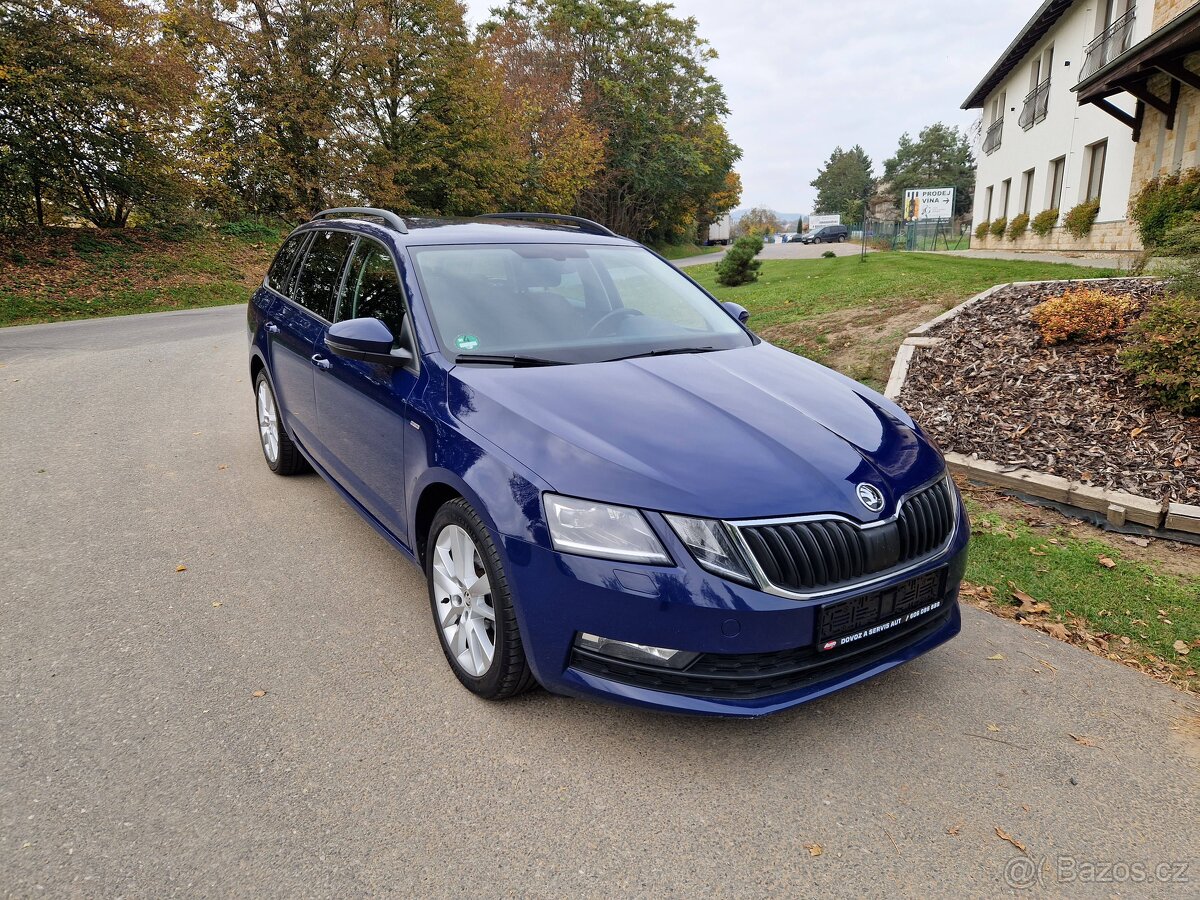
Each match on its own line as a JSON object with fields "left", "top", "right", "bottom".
{"left": 408, "top": 244, "right": 753, "bottom": 364}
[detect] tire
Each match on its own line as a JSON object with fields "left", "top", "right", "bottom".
{"left": 838, "top": 235, "right": 847, "bottom": 243}
{"left": 813, "top": 237, "right": 822, "bottom": 244}
{"left": 254, "top": 370, "right": 307, "bottom": 475}
{"left": 427, "top": 498, "right": 536, "bottom": 700}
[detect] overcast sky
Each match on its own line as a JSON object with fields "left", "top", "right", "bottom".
{"left": 463, "top": 0, "right": 1040, "bottom": 214}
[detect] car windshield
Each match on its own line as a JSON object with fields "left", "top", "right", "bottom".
{"left": 408, "top": 243, "right": 753, "bottom": 365}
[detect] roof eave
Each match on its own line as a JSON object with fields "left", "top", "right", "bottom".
{"left": 961, "top": 0, "right": 1071, "bottom": 109}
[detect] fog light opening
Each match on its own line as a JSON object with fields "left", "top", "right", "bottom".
{"left": 575, "top": 633, "right": 700, "bottom": 670}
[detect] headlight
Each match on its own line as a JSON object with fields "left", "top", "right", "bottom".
{"left": 544, "top": 494, "right": 670, "bottom": 564}
{"left": 663, "top": 514, "right": 755, "bottom": 585}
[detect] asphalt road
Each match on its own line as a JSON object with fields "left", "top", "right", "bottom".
{"left": 2, "top": 306, "right": 1198, "bottom": 897}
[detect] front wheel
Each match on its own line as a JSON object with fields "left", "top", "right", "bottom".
{"left": 254, "top": 371, "right": 307, "bottom": 475}
{"left": 427, "top": 498, "right": 536, "bottom": 699}
{"left": 813, "top": 237, "right": 823, "bottom": 244}
{"left": 838, "top": 235, "right": 847, "bottom": 243}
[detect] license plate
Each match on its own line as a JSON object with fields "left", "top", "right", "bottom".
{"left": 816, "top": 570, "right": 945, "bottom": 651}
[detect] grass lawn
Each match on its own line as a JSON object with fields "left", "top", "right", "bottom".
{"left": 963, "top": 495, "right": 1199, "bottom": 692}
{"left": 652, "top": 241, "right": 722, "bottom": 261}
{"left": 691, "top": 252, "right": 1118, "bottom": 390}
{"left": 0, "top": 224, "right": 284, "bottom": 327}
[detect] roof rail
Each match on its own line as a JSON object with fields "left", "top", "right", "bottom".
{"left": 313, "top": 207, "right": 409, "bottom": 234}
{"left": 478, "top": 212, "right": 618, "bottom": 238}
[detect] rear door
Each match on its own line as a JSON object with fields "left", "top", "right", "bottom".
{"left": 270, "top": 229, "right": 355, "bottom": 449}
{"left": 312, "top": 237, "right": 418, "bottom": 544}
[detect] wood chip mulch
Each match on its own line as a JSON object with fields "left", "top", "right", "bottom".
{"left": 898, "top": 278, "right": 1199, "bottom": 505}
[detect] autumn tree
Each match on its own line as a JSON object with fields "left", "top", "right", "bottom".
{"left": 693, "top": 169, "right": 742, "bottom": 243}
{"left": 482, "top": 10, "right": 604, "bottom": 212}
{"left": 486, "top": 0, "right": 741, "bottom": 244}
{"left": 810, "top": 145, "right": 874, "bottom": 220}
{"left": 735, "top": 207, "right": 783, "bottom": 238}
{"left": 0, "top": 0, "right": 196, "bottom": 226}
{"left": 882, "top": 122, "right": 975, "bottom": 217}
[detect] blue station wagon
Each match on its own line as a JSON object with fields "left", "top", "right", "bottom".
{"left": 248, "top": 208, "right": 967, "bottom": 716}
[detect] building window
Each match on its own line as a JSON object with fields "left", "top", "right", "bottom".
{"left": 1048, "top": 156, "right": 1066, "bottom": 210}
{"left": 1000, "top": 178, "right": 1012, "bottom": 218}
{"left": 1021, "top": 169, "right": 1036, "bottom": 215}
{"left": 984, "top": 185, "right": 994, "bottom": 221}
{"left": 1085, "top": 140, "right": 1107, "bottom": 202}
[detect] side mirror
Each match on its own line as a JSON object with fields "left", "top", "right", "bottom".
{"left": 722, "top": 301, "right": 750, "bottom": 325}
{"left": 326, "top": 317, "right": 413, "bottom": 367}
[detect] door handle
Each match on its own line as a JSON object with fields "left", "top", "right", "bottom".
{"left": 264, "top": 321, "right": 280, "bottom": 334}
{"left": 311, "top": 354, "right": 332, "bottom": 370}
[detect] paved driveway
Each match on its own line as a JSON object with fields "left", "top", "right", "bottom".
{"left": 2, "top": 307, "right": 1197, "bottom": 897}
{"left": 674, "top": 238, "right": 867, "bottom": 269}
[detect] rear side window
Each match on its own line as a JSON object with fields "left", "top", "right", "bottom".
{"left": 292, "top": 230, "right": 356, "bottom": 321}
{"left": 266, "top": 233, "right": 307, "bottom": 295}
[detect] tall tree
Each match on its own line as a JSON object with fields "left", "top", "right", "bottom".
{"left": 0, "top": 0, "right": 195, "bottom": 227}
{"left": 810, "top": 145, "right": 874, "bottom": 218}
{"left": 486, "top": 0, "right": 741, "bottom": 244}
{"left": 882, "top": 122, "right": 975, "bottom": 217}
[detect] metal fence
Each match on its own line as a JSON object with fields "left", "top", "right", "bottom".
{"left": 853, "top": 218, "right": 970, "bottom": 252}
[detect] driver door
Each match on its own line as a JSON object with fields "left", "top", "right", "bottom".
{"left": 312, "top": 237, "right": 419, "bottom": 545}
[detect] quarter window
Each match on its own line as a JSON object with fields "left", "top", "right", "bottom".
{"left": 292, "top": 229, "right": 355, "bottom": 321}
{"left": 337, "top": 239, "right": 408, "bottom": 343}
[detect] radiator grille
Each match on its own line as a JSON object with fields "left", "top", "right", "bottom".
{"left": 736, "top": 478, "right": 955, "bottom": 594}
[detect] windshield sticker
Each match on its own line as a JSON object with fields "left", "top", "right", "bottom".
{"left": 454, "top": 334, "right": 480, "bottom": 351}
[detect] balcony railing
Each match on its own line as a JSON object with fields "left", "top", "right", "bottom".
{"left": 983, "top": 117, "right": 1003, "bottom": 155}
{"left": 1080, "top": 7, "right": 1137, "bottom": 81}
{"left": 1019, "top": 79, "right": 1051, "bottom": 130}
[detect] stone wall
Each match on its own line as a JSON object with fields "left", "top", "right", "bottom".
{"left": 972, "top": 219, "right": 1143, "bottom": 254}
{"left": 1130, "top": 57, "right": 1200, "bottom": 198}
{"left": 1152, "top": 0, "right": 1197, "bottom": 29}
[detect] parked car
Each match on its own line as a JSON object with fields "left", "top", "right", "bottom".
{"left": 248, "top": 208, "right": 966, "bottom": 716}
{"left": 799, "top": 224, "right": 850, "bottom": 244}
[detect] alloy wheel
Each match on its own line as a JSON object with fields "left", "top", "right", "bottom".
{"left": 432, "top": 524, "right": 497, "bottom": 677}
{"left": 257, "top": 381, "right": 280, "bottom": 464}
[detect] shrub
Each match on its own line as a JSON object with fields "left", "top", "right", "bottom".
{"left": 1030, "top": 287, "right": 1140, "bottom": 345}
{"left": 1121, "top": 292, "right": 1200, "bottom": 415}
{"left": 822, "top": 250, "right": 836, "bottom": 258}
{"left": 715, "top": 234, "right": 763, "bottom": 286}
{"left": 1063, "top": 198, "right": 1101, "bottom": 238}
{"left": 990, "top": 216, "right": 1007, "bottom": 238}
{"left": 974, "top": 220, "right": 990, "bottom": 241}
{"left": 1007, "top": 212, "right": 1029, "bottom": 241}
{"left": 218, "top": 219, "right": 278, "bottom": 241}
{"left": 1128, "top": 167, "right": 1200, "bottom": 249}
{"left": 1031, "top": 207, "right": 1059, "bottom": 237}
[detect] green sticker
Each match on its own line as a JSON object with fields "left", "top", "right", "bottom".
{"left": 455, "top": 334, "right": 479, "bottom": 351}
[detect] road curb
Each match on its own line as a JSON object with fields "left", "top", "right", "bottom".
{"left": 887, "top": 276, "right": 1199, "bottom": 542}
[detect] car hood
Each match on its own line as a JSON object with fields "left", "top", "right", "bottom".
{"left": 447, "top": 343, "right": 944, "bottom": 521}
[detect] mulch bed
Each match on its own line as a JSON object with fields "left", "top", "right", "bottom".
{"left": 899, "top": 278, "right": 1199, "bottom": 505}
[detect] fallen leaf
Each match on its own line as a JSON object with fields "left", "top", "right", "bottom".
{"left": 175, "top": 564, "right": 187, "bottom": 573}
{"left": 1130, "top": 426, "right": 1144, "bottom": 438}
{"left": 995, "top": 827, "right": 1027, "bottom": 854}
{"left": 1175, "top": 641, "right": 1191, "bottom": 657}
{"left": 987, "top": 724, "right": 1000, "bottom": 732}
{"left": 987, "top": 653, "right": 1006, "bottom": 661}
{"left": 946, "top": 824, "right": 962, "bottom": 836}
{"left": 1012, "top": 587, "right": 1051, "bottom": 615}
{"left": 804, "top": 843, "right": 822, "bottom": 857}
{"left": 251, "top": 690, "right": 267, "bottom": 698}
{"left": 1069, "top": 734, "right": 1096, "bottom": 747}
{"left": 1120, "top": 636, "right": 1131, "bottom": 646}
{"left": 1044, "top": 622, "right": 1070, "bottom": 641}
{"left": 212, "top": 601, "right": 223, "bottom": 608}
{"left": 1097, "top": 555, "right": 1116, "bottom": 569}
{"left": 1029, "top": 548, "right": 1046, "bottom": 556}
{"left": 1121, "top": 535, "right": 1150, "bottom": 547}
{"left": 218, "top": 464, "right": 228, "bottom": 471}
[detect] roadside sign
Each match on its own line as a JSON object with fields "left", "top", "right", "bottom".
{"left": 903, "top": 188, "right": 955, "bottom": 221}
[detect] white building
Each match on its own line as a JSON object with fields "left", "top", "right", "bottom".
{"left": 963, "top": 0, "right": 1153, "bottom": 254}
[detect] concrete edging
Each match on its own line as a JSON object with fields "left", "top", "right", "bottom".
{"left": 886, "top": 276, "right": 1199, "bottom": 540}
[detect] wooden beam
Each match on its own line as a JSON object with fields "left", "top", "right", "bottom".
{"left": 1125, "top": 82, "right": 1174, "bottom": 116}
{"left": 1090, "top": 97, "right": 1138, "bottom": 130}
{"left": 1157, "top": 60, "right": 1200, "bottom": 92}
{"left": 1133, "top": 99, "right": 1145, "bottom": 143}
{"left": 1168, "top": 79, "right": 1181, "bottom": 130}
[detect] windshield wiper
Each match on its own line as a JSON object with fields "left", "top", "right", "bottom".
{"left": 607, "top": 346, "right": 716, "bottom": 362}
{"left": 454, "top": 353, "right": 567, "bottom": 368}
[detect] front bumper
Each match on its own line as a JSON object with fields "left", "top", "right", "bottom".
{"left": 498, "top": 506, "right": 969, "bottom": 717}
